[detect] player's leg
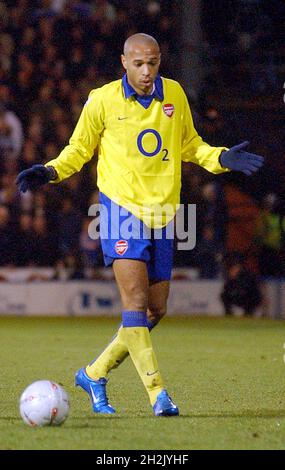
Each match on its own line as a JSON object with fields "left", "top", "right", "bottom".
{"left": 112, "top": 258, "right": 166, "bottom": 407}
{"left": 85, "top": 280, "right": 169, "bottom": 382}
{"left": 145, "top": 279, "right": 179, "bottom": 416}
{"left": 146, "top": 233, "right": 178, "bottom": 416}
{"left": 111, "top": 230, "right": 178, "bottom": 416}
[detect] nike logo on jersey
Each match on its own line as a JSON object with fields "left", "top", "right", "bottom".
{"left": 118, "top": 117, "right": 128, "bottom": 120}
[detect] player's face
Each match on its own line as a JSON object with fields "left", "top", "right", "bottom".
{"left": 121, "top": 43, "right": 161, "bottom": 95}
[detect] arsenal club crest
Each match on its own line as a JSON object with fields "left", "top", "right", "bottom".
{"left": 115, "top": 240, "right": 128, "bottom": 255}
{"left": 163, "top": 103, "right": 174, "bottom": 117}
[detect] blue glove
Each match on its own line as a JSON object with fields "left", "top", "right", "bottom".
{"left": 16, "top": 164, "right": 57, "bottom": 193}
{"left": 219, "top": 141, "right": 264, "bottom": 175}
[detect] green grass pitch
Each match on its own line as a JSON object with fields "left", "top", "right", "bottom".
{"left": 0, "top": 316, "right": 285, "bottom": 450}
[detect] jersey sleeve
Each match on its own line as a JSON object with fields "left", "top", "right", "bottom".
{"left": 180, "top": 88, "right": 229, "bottom": 174}
{"left": 45, "top": 89, "right": 104, "bottom": 182}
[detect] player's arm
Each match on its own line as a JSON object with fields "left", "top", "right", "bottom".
{"left": 16, "top": 90, "right": 104, "bottom": 192}
{"left": 180, "top": 89, "right": 263, "bottom": 175}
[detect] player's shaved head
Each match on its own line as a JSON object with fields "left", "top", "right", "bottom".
{"left": 121, "top": 33, "right": 160, "bottom": 95}
{"left": 123, "top": 33, "right": 160, "bottom": 56}
{"left": 121, "top": 34, "right": 161, "bottom": 95}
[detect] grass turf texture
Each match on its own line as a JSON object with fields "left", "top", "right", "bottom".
{"left": 0, "top": 316, "right": 284, "bottom": 450}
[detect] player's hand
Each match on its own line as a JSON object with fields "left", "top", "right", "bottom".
{"left": 219, "top": 141, "right": 264, "bottom": 175}
{"left": 16, "top": 164, "right": 56, "bottom": 193}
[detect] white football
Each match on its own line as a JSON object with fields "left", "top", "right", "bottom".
{"left": 19, "top": 380, "right": 70, "bottom": 427}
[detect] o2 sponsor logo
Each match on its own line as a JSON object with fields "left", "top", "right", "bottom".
{"left": 137, "top": 129, "right": 169, "bottom": 161}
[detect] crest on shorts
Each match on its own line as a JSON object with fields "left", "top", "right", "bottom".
{"left": 163, "top": 103, "right": 174, "bottom": 117}
{"left": 115, "top": 240, "right": 128, "bottom": 255}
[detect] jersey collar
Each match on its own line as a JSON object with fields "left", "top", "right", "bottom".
{"left": 122, "top": 74, "right": 164, "bottom": 108}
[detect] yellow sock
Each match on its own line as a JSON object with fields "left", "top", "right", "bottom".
{"left": 85, "top": 319, "right": 158, "bottom": 380}
{"left": 121, "top": 311, "right": 164, "bottom": 406}
{"left": 86, "top": 327, "right": 128, "bottom": 380}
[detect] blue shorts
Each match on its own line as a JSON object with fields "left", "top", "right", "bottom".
{"left": 99, "top": 193, "right": 174, "bottom": 282}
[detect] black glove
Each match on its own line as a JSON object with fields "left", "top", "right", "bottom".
{"left": 219, "top": 141, "right": 264, "bottom": 175}
{"left": 16, "top": 164, "right": 57, "bottom": 193}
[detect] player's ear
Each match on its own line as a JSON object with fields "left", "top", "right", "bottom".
{"left": 121, "top": 54, "right": 127, "bottom": 70}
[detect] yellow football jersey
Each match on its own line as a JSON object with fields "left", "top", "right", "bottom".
{"left": 46, "top": 77, "right": 228, "bottom": 228}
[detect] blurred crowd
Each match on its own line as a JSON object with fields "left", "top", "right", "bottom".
{"left": 0, "top": 0, "right": 284, "bottom": 280}
{"left": 200, "top": 0, "right": 284, "bottom": 98}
